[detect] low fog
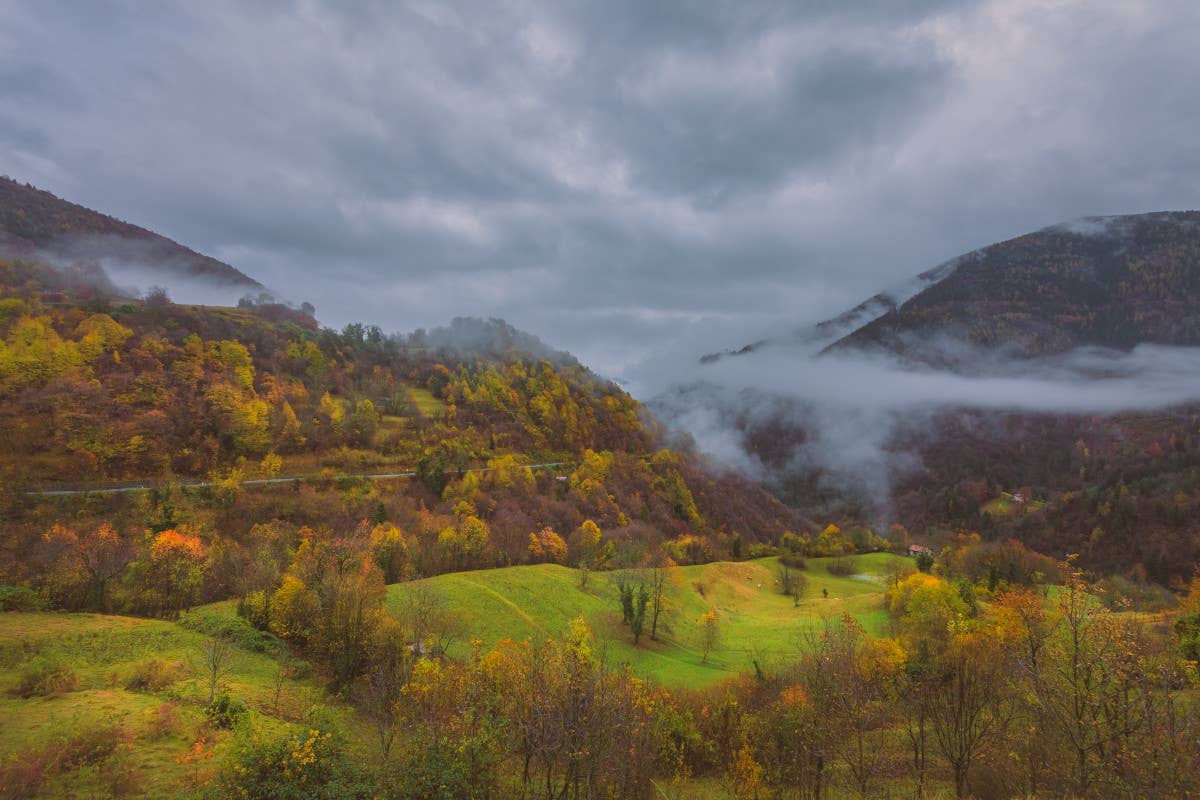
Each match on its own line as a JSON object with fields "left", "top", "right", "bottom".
{"left": 643, "top": 338, "right": 1200, "bottom": 509}
{"left": 8, "top": 235, "right": 272, "bottom": 309}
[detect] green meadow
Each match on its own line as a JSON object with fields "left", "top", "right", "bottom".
{"left": 387, "top": 553, "right": 904, "bottom": 688}
{"left": 0, "top": 554, "right": 904, "bottom": 795}
{"left": 0, "top": 607, "right": 352, "bottom": 798}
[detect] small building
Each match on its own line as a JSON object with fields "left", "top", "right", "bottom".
{"left": 907, "top": 543, "right": 933, "bottom": 558}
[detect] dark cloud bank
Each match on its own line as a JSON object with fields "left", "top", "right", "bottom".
{"left": 4, "top": 1, "right": 1200, "bottom": 376}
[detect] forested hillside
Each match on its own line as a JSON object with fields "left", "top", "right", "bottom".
{"left": 0, "top": 256, "right": 803, "bottom": 617}
{"left": 679, "top": 213, "right": 1200, "bottom": 583}
{"left": 830, "top": 212, "right": 1200, "bottom": 358}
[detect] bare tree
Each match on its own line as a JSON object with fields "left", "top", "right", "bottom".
{"left": 396, "top": 583, "right": 465, "bottom": 658}
{"left": 201, "top": 633, "right": 236, "bottom": 703}
{"left": 700, "top": 609, "right": 720, "bottom": 663}
{"left": 780, "top": 563, "right": 809, "bottom": 607}
{"left": 799, "top": 615, "right": 895, "bottom": 800}
{"left": 271, "top": 648, "right": 293, "bottom": 717}
{"left": 647, "top": 559, "right": 677, "bottom": 641}
{"left": 926, "top": 634, "right": 1010, "bottom": 799}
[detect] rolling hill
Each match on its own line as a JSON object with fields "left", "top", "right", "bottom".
{"left": 388, "top": 553, "right": 900, "bottom": 688}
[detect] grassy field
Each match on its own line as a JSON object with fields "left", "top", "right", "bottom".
{"left": 0, "top": 554, "right": 905, "bottom": 795}
{"left": 982, "top": 492, "right": 1047, "bottom": 516}
{"left": 388, "top": 553, "right": 904, "bottom": 688}
{"left": 0, "top": 606, "right": 358, "bottom": 798}
{"left": 406, "top": 386, "right": 445, "bottom": 417}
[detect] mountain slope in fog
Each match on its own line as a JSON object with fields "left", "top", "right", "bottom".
{"left": 671, "top": 211, "right": 1200, "bottom": 583}
{"left": 707, "top": 211, "right": 1200, "bottom": 366}
{"left": 0, "top": 176, "right": 263, "bottom": 291}
{"left": 831, "top": 211, "right": 1200, "bottom": 359}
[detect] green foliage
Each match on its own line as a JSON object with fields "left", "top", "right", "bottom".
{"left": 123, "top": 658, "right": 184, "bottom": 692}
{"left": 212, "top": 720, "right": 373, "bottom": 800}
{"left": 1176, "top": 609, "right": 1200, "bottom": 663}
{"left": 13, "top": 659, "right": 78, "bottom": 698}
{"left": 181, "top": 605, "right": 280, "bottom": 653}
{"left": 1095, "top": 573, "right": 1177, "bottom": 612}
{"left": 0, "top": 586, "right": 43, "bottom": 611}
{"left": 385, "top": 731, "right": 500, "bottom": 800}
{"left": 204, "top": 691, "right": 249, "bottom": 729}
{"left": 630, "top": 581, "right": 650, "bottom": 644}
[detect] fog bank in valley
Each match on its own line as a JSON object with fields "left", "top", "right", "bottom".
{"left": 642, "top": 339, "right": 1200, "bottom": 507}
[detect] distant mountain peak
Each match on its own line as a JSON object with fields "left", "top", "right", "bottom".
{"left": 707, "top": 209, "right": 1200, "bottom": 366}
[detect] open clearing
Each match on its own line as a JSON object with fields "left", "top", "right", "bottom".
{"left": 388, "top": 553, "right": 904, "bottom": 688}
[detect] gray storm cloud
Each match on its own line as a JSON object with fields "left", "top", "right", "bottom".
{"left": 3, "top": 0, "right": 1200, "bottom": 377}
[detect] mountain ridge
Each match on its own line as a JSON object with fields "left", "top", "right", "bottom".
{"left": 673, "top": 210, "right": 1200, "bottom": 583}
{"left": 704, "top": 210, "right": 1200, "bottom": 366}
{"left": 0, "top": 176, "right": 263, "bottom": 291}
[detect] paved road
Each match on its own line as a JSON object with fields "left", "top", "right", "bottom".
{"left": 24, "top": 461, "right": 570, "bottom": 497}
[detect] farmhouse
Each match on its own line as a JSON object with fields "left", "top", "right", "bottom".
{"left": 907, "top": 543, "right": 933, "bottom": 558}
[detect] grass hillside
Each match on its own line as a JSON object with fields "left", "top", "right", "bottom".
{"left": 387, "top": 553, "right": 903, "bottom": 688}
{"left": 2, "top": 556, "right": 1187, "bottom": 799}
{"left": 0, "top": 556, "right": 900, "bottom": 794}
{"left": 0, "top": 607, "right": 360, "bottom": 799}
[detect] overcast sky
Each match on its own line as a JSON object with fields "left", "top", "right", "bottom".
{"left": 3, "top": 0, "right": 1199, "bottom": 379}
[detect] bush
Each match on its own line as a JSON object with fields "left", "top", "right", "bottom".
{"left": 179, "top": 607, "right": 279, "bottom": 654}
{"left": 0, "top": 586, "right": 43, "bottom": 611}
{"left": 779, "top": 553, "right": 806, "bottom": 569}
{"left": 746, "top": 543, "right": 779, "bottom": 559}
{"left": 1097, "top": 574, "right": 1177, "bottom": 612}
{"left": 210, "top": 722, "right": 373, "bottom": 800}
{"left": 56, "top": 723, "right": 123, "bottom": 770}
{"left": 826, "top": 557, "right": 855, "bottom": 577}
{"left": 386, "top": 732, "right": 500, "bottom": 800}
{"left": 0, "top": 726, "right": 129, "bottom": 800}
{"left": 124, "top": 659, "right": 185, "bottom": 692}
{"left": 205, "top": 692, "right": 248, "bottom": 729}
{"left": 13, "top": 660, "right": 78, "bottom": 698}
{"left": 74, "top": 746, "right": 141, "bottom": 798}
{"left": 0, "top": 747, "right": 49, "bottom": 800}
{"left": 145, "top": 702, "right": 183, "bottom": 740}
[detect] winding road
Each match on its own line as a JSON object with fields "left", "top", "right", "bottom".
{"left": 23, "top": 461, "right": 571, "bottom": 497}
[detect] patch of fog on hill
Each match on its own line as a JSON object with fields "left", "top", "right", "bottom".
{"left": 417, "top": 317, "right": 579, "bottom": 366}
{"left": 3, "top": 234, "right": 277, "bottom": 308}
{"left": 642, "top": 337, "right": 1200, "bottom": 512}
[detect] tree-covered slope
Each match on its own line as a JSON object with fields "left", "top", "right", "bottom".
{"left": 830, "top": 212, "right": 1200, "bottom": 359}
{"left": 683, "top": 213, "right": 1200, "bottom": 583}
{"left": 0, "top": 255, "right": 803, "bottom": 611}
